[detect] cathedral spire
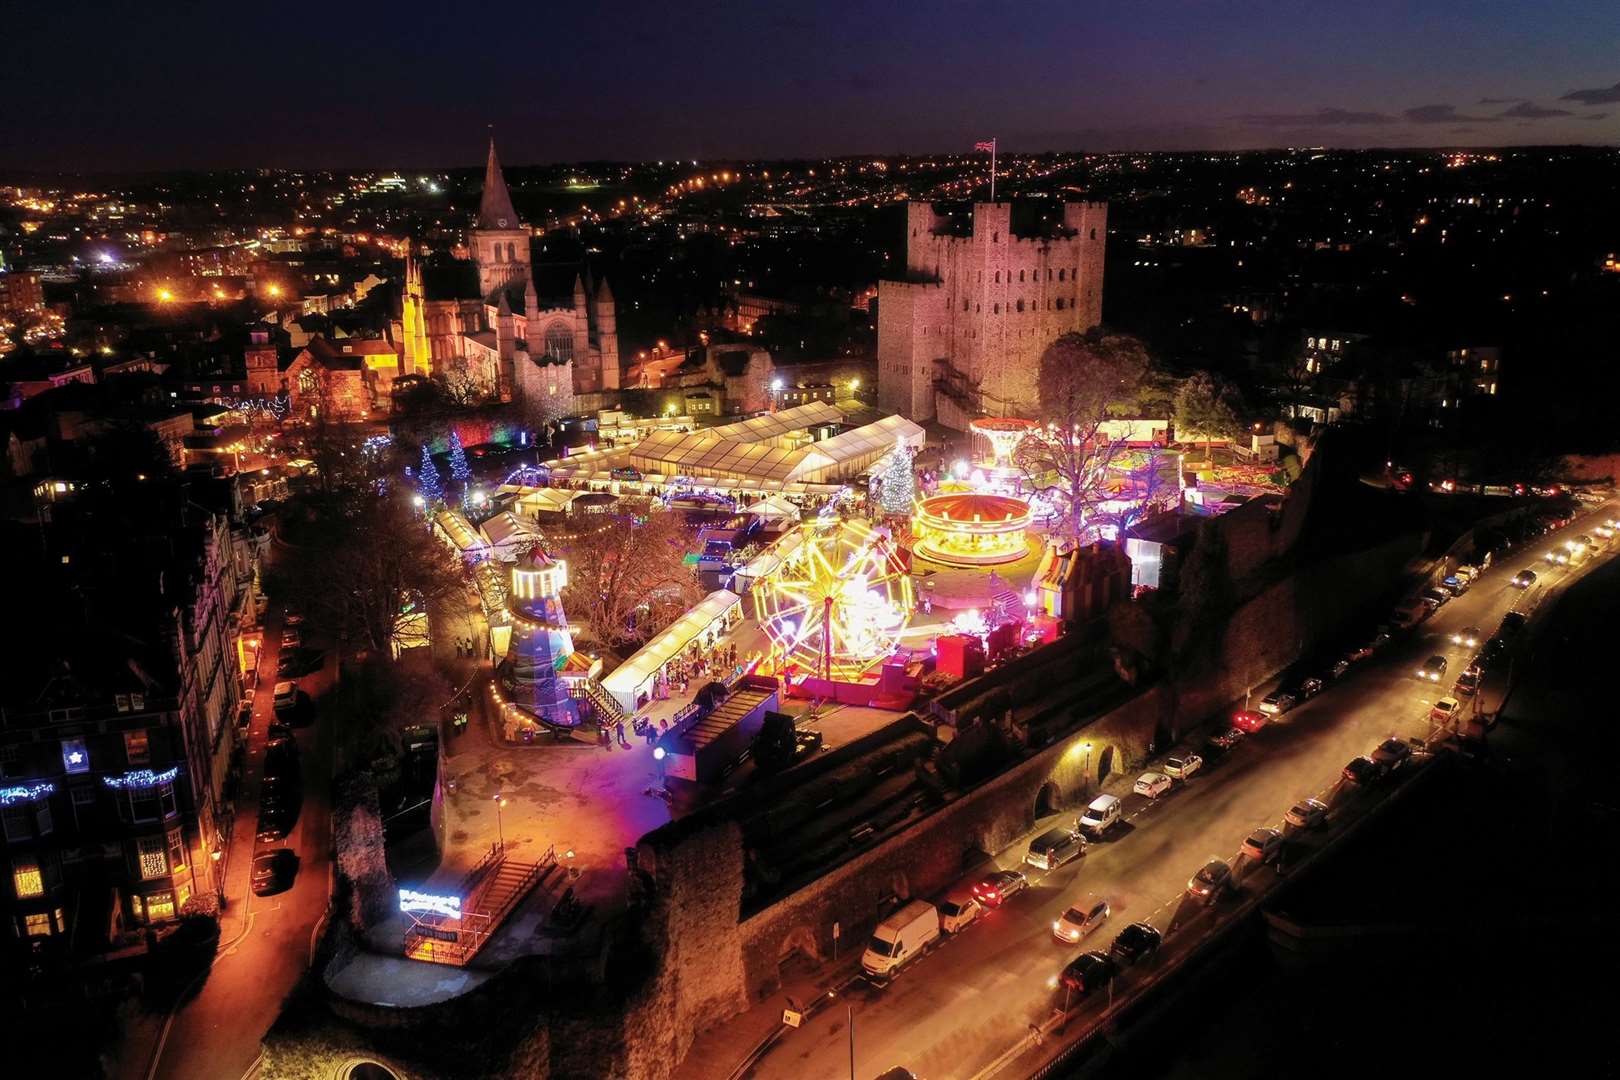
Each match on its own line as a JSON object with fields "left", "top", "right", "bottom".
{"left": 477, "top": 137, "right": 521, "bottom": 230}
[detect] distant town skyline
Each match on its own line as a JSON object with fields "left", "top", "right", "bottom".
{"left": 3, "top": 0, "right": 1618, "bottom": 172}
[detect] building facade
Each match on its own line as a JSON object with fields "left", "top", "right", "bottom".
{"left": 396, "top": 139, "right": 619, "bottom": 412}
{"left": 877, "top": 201, "right": 1107, "bottom": 429}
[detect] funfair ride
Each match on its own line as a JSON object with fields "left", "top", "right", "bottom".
{"left": 753, "top": 520, "right": 915, "bottom": 681}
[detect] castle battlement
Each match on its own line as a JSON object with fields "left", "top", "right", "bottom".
{"left": 879, "top": 199, "right": 1108, "bottom": 428}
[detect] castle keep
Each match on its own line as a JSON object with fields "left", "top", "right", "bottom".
{"left": 877, "top": 200, "right": 1107, "bottom": 429}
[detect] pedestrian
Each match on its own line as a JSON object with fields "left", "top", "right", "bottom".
{"left": 616, "top": 719, "right": 626, "bottom": 745}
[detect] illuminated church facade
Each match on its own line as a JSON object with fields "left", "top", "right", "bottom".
{"left": 396, "top": 140, "right": 620, "bottom": 416}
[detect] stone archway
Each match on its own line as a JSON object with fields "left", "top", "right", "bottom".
{"left": 777, "top": 925, "right": 820, "bottom": 982}
{"left": 1035, "top": 781, "right": 1061, "bottom": 819}
{"left": 1097, "top": 745, "right": 1118, "bottom": 785}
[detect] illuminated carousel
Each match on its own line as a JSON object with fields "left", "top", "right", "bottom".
{"left": 970, "top": 417, "right": 1041, "bottom": 473}
{"left": 911, "top": 492, "right": 1034, "bottom": 568}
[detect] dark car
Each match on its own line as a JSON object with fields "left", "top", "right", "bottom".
{"left": 1510, "top": 569, "right": 1537, "bottom": 589}
{"left": 1498, "top": 611, "right": 1527, "bottom": 636}
{"left": 1232, "top": 710, "right": 1267, "bottom": 734}
{"left": 1059, "top": 951, "right": 1117, "bottom": 996}
{"left": 1295, "top": 677, "right": 1324, "bottom": 700}
{"left": 1453, "top": 667, "right": 1482, "bottom": 697}
{"left": 970, "top": 869, "right": 1028, "bottom": 908}
{"left": 1479, "top": 636, "right": 1509, "bottom": 667}
{"left": 264, "top": 738, "right": 300, "bottom": 778}
{"left": 267, "top": 719, "right": 294, "bottom": 741}
{"left": 1342, "top": 756, "right": 1382, "bottom": 785}
{"left": 276, "top": 650, "right": 300, "bottom": 676}
{"left": 251, "top": 848, "right": 297, "bottom": 895}
{"left": 1370, "top": 737, "right": 1413, "bottom": 770}
{"left": 1109, "top": 922, "right": 1163, "bottom": 967}
{"left": 256, "top": 812, "right": 292, "bottom": 844}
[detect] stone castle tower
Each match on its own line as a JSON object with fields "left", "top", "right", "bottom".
{"left": 877, "top": 200, "right": 1107, "bottom": 429}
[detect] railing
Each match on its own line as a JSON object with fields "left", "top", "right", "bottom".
{"left": 578, "top": 678, "right": 628, "bottom": 726}
{"left": 404, "top": 844, "right": 557, "bottom": 967}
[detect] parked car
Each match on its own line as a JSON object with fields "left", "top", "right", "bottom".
{"left": 272, "top": 681, "right": 298, "bottom": 712}
{"left": 1342, "top": 756, "right": 1381, "bottom": 786}
{"left": 1025, "top": 827, "right": 1086, "bottom": 871}
{"left": 1241, "top": 827, "right": 1283, "bottom": 864}
{"left": 1323, "top": 658, "right": 1351, "bottom": 680}
{"left": 970, "top": 869, "right": 1028, "bottom": 908}
{"left": 281, "top": 627, "right": 302, "bottom": 649}
{"left": 1416, "top": 655, "right": 1448, "bottom": 682}
{"left": 1450, "top": 626, "right": 1483, "bottom": 648}
{"left": 284, "top": 611, "right": 304, "bottom": 627}
{"left": 1285, "top": 798, "right": 1328, "bottom": 830}
{"left": 256, "top": 811, "right": 292, "bottom": 845}
{"left": 937, "top": 889, "right": 982, "bottom": 935}
{"left": 1207, "top": 727, "right": 1245, "bottom": 750}
{"left": 1441, "top": 574, "right": 1470, "bottom": 596}
{"left": 1419, "top": 588, "right": 1450, "bottom": 609}
{"left": 1052, "top": 897, "right": 1111, "bottom": 944}
{"left": 1498, "top": 611, "right": 1527, "bottom": 636}
{"left": 1295, "top": 677, "right": 1324, "bottom": 700}
{"left": 1164, "top": 753, "right": 1203, "bottom": 781}
{"left": 1078, "top": 795, "right": 1122, "bottom": 838}
{"left": 276, "top": 651, "right": 300, "bottom": 676}
{"left": 1231, "top": 710, "right": 1268, "bottom": 734}
{"left": 1429, "top": 697, "right": 1462, "bottom": 725}
{"left": 251, "top": 848, "right": 297, "bottom": 896}
{"left": 1133, "top": 772, "right": 1173, "bottom": 799}
{"left": 1480, "top": 636, "right": 1509, "bottom": 666}
{"left": 1371, "top": 737, "right": 1413, "bottom": 770}
{"left": 1511, "top": 569, "right": 1537, "bottom": 588}
{"left": 1059, "top": 951, "right": 1117, "bottom": 996}
{"left": 1259, "top": 690, "right": 1296, "bottom": 715}
{"left": 1452, "top": 668, "right": 1482, "bottom": 697}
{"left": 1108, "top": 922, "right": 1163, "bottom": 967}
{"left": 267, "top": 719, "right": 294, "bottom": 741}
{"left": 1186, "top": 859, "right": 1231, "bottom": 904}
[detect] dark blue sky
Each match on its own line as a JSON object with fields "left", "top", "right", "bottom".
{"left": 3, "top": 0, "right": 1615, "bottom": 171}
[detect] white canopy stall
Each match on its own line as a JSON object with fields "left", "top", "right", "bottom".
{"left": 598, "top": 589, "right": 742, "bottom": 714}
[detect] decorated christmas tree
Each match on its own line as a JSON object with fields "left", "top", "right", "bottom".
{"left": 878, "top": 438, "right": 916, "bottom": 516}
{"left": 417, "top": 444, "right": 445, "bottom": 507}
{"left": 447, "top": 430, "right": 472, "bottom": 488}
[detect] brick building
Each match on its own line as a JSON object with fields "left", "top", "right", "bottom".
{"left": 877, "top": 201, "right": 1107, "bottom": 429}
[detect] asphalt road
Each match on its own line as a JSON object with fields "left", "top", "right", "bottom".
{"left": 753, "top": 499, "right": 1617, "bottom": 1080}
{"left": 152, "top": 594, "right": 338, "bottom": 1080}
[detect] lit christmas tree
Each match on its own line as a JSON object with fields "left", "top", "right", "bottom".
{"left": 447, "top": 430, "right": 472, "bottom": 488}
{"left": 878, "top": 438, "right": 916, "bottom": 517}
{"left": 417, "top": 444, "right": 445, "bottom": 508}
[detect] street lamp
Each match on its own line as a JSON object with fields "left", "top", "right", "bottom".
{"left": 1083, "top": 742, "right": 1093, "bottom": 791}
{"left": 493, "top": 795, "right": 507, "bottom": 851}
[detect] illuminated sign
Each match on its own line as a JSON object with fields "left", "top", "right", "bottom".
{"left": 399, "top": 889, "right": 462, "bottom": 919}
{"left": 101, "top": 766, "right": 180, "bottom": 790}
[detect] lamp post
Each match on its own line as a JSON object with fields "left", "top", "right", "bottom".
{"left": 210, "top": 848, "right": 225, "bottom": 907}
{"left": 493, "top": 794, "right": 507, "bottom": 852}
{"left": 1083, "top": 741, "right": 1093, "bottom": 794}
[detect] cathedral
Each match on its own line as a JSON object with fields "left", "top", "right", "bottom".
{"left": 396, "top": 139, "right": 620, "bottom": 417}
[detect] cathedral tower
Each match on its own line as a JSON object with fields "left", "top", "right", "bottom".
{"left": 470, "top": 138, "right": 531, "bottom": 301}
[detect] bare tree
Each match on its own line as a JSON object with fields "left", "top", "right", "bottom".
{"left": 560, "top": 509, "right": 703, "bottom": 649}
{"left": 273, "top": 491, "right": 465, "bottom": 657}
{"left": 1014, "top": 329, "right": 1153, "bottom": 548}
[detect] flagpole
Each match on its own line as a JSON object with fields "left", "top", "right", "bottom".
{"left": 990, "top": 138, "right": 997, "bottom": 203}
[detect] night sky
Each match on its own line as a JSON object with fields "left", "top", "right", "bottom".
{"left": 3, "top": 0, "right": 1616, "bottom": 172}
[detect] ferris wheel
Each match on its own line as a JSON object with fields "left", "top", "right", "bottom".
{"left": 753, "top": 520, "right": 915, "bottom": 681}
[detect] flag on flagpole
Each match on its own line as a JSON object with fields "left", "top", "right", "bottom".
{"left": 974, "top": 141, "right": 995, "bottom": 152}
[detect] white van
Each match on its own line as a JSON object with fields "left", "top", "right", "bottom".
{"left": 862, "top": 900, "right": 940, "bottom": 977}
{"left": 1078, "top": 794, "right": 1121, "bottom": 837}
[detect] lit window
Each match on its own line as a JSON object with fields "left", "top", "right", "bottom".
{"left": 167, "top": 828, "right": 186, "bottom": 875}
{"left": 124, "top": 730, "right": 150, "bottom": 766}
{"left": 143, "top": 890, "right": 176, "bottom": 923}
{"left": 13, "top": 857, "right": 44, "bottom": 898}
{"left": 24, "top": 912, "right": 51, "bottom": 937}
{"left": 138, "top": 836, "right": 169, "bottom": 880}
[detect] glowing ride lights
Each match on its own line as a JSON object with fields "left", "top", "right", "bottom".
{"left": 970, "top": 416, "right": 1041, "bottom": 472}
{"left": 911, "top": 493, "right": 1033, "bottom": 568}
{"left": 753, "top": 521, "right": 915, "bottom": 681}
{"left": 398, "top": 888, "right": 463, "bottom": 919}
